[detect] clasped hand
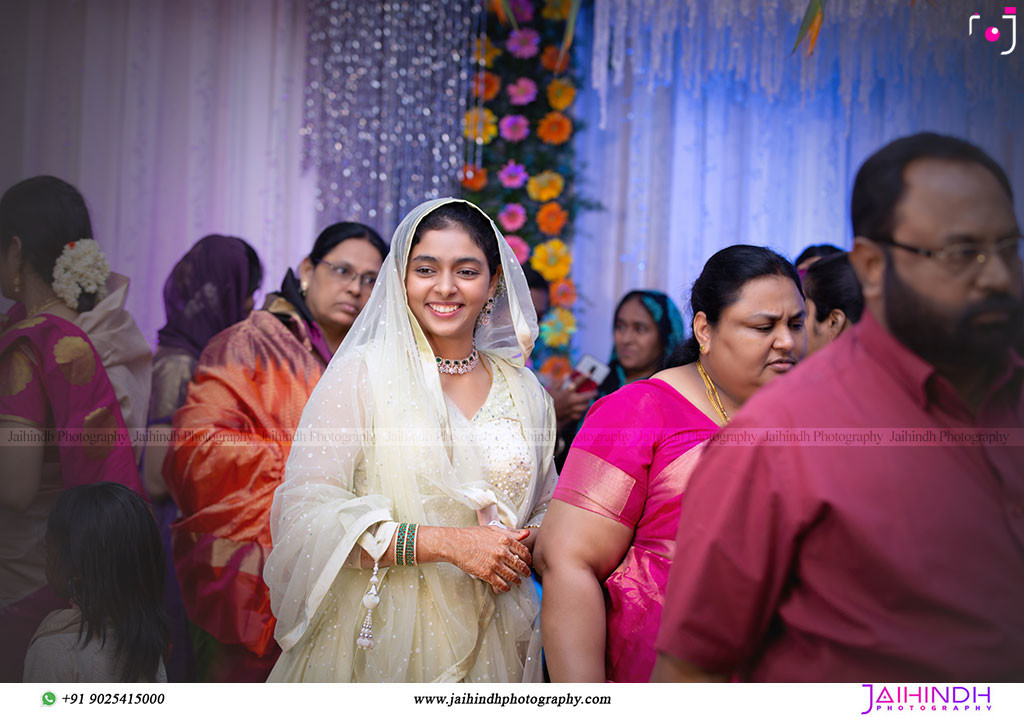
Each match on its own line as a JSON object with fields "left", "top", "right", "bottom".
{"left": 451, "top": 525, "right": 532, "bottom": 593}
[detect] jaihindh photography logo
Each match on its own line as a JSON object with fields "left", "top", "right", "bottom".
{"left": 860, "top": 684, "right": 993, "bottom": 714}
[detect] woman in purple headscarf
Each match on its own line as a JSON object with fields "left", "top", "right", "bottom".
{"left": 144, "top": 235, "right": 262, "bottom": 500}
{"left": 144, "top": 235, "right": 262, "bottom": 681}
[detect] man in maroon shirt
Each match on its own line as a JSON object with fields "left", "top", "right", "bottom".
{"left": 654, "top": 133, "right": 1024, "bottom": 682}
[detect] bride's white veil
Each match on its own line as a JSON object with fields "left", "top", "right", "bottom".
{"left": 265, "top": 198, "right": 555, "bottom": 681}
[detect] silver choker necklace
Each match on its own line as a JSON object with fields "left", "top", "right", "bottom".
{"left": 436, "top": 346, "right": 479, "bottom": 375}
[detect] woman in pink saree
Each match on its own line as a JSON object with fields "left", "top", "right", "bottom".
{"left": 536, "top": 246, "right": 808, "bottom": 682}
{"left": 0, "top": 176, "right": 148, "bottom": 681}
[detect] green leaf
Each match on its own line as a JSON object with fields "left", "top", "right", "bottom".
{"left": 557, "top": 0, "right": 583, "bottom": 70}
{"left": 497, "top": 0, "right": 519, "bottom": 31}
{"left": 791, "top": 0, "right": 826, "bottom": 54}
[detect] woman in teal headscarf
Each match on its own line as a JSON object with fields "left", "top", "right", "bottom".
{"left": 555, "top": 290, "right": 685, "bottom": 468}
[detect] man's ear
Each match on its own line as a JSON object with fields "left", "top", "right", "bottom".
{"left": 849, "top": 237, "right": 885, "bottom": 303}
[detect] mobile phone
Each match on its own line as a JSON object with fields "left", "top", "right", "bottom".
{"left": 563, "top": 354, "right": 611, "bottom": 393}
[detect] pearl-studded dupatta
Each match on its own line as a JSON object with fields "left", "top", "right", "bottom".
{"left": 264, "top": 198, "right": 556, "bottom": 682}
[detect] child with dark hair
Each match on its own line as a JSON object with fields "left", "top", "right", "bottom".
{"left": 24, "top": 483, "right": 168, "bottom": 682}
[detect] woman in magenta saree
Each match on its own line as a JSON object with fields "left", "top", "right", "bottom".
{"left": 536, "top": 246, "right": 808, "bottom": 682}
{"left": 0, "top": 304, "right": 143, "bottom": 681}
{"left": 548, "top": 382, "right": 715, "bottom": 682}
{"left": 0, "top": 176, "right": 146, "bottom": 681}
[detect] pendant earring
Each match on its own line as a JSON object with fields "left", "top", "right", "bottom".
{"left": 300, "top": 281, "right": 309, "bottom": 296}
{"left": 12, "top": 273, "right": 22, "bottom": 298}
{"left": 476, "top": 295, "right": 495, "bottom": 329}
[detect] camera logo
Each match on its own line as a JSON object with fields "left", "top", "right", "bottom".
{"left": 970, "top": 7, "right": 1017, "bottom": 55}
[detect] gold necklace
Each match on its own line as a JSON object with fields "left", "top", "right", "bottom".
{"left": 696, "top": 360, "right": 730, "bottom": 424}
{"left": 28, "top": 297, "right": 64, "bottom": 316}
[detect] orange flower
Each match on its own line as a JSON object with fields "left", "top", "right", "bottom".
{"left": 537, "top": 111, "right": 573, "bottom": 145}
{"left": 549, "top": 278, "right": 577, "bottom": 308}
{"left": 472, "top": 71, "right": 501, "bottom": 101}
{"left": 474, "top": 36, "right": 501, "bottom": 68}
{"left": 546, "top": 78, "right": 576, "bottom": 111}
{"left": 459, "top": 165, "right": 487, "bottom": 191}
{"left": 540, "top": 45, "right": 570, "bottom": 73}
{"left": 539, "top": 355, "right": 573, "bottom": 386}
{"left": 537, "top": 202, "right": 568, "bottom": 236}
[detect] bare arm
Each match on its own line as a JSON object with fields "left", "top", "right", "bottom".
{"left": 534, "top": 500, "right": 633, "bottom": 682}
{"left": 0, "top": 422, "right": 44, "bottom": 512}
{"left": 651, "top": 652, "right": 728, "bottom": 682}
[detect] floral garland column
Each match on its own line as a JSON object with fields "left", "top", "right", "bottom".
{"left": 459, "top": 0, "right": 588, "bottom": 387}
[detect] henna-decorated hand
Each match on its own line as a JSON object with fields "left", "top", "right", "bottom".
{"left": 448, "top": 525, "right": 532, "bottom": 593}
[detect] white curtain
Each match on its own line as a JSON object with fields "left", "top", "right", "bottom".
{"left": 571, "top": 4, "right": 1024, "bottom": 361}
{"left": 0, "top": 0, "right": 315, "bottom": 343}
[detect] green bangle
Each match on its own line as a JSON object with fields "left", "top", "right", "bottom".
{"left": 395, "top": 522, "right": 409, "bottom": 566}
{"left": 401, "top": 520, "right": 413, "bottom": 565}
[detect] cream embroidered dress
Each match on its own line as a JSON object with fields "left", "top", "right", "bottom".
{"left": 264, "top": 199, "right": 556, "bottom": 682}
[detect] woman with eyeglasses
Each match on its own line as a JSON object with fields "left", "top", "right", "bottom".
{"left": 164, "top": 222, "right": 386, "bottom": 682}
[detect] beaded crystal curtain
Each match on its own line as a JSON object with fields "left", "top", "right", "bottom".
{"left": 303, "top": 0, "right": 482, "bottom": 235}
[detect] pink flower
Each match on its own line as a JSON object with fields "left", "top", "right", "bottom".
{"left": 506, "top": 29, "right": 540, "bottom": 59}
{"left": 505, "top": 235, "right": 531, "bottom": 264}
{"left": 499, "top": 114, "right": 530, "bottom": 142}
{"left": 510, "top": 0, "right": 534, "bottom": 23}
{"left": 498, "top": 203, "right": 527, "bottom": 233}
{"left": 506, "top": 77, "right": 538, "bottom": 106}
{"left": 498, "top": 160, "right": 528, "bottom": 189}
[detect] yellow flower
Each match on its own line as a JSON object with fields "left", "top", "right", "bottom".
{"left": 464, "top": 107, "right": 498, "bottom": 145}
{"left": 547, "top": 78, "right": 576, "bottom": 111}
{"left": 539, "top": 308, "right": 577, "bottom": 348}
{"left": 526, "top": 170, "right": 565, "bottom": 202}
{"left": 531, "top": 238, "right": 572, "bottom": 281}
{"left": 473, "top": 36, "right": 501, "bottom": 68}
{"left": 542, "top": 0, "right": 572, "bottom": 21}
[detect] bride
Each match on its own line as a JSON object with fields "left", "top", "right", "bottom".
{"left": 264, "top": 198, "right": 556, "bottom": 682}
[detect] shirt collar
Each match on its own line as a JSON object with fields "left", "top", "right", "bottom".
{"left": 854, "top": 309, "right": 1024, "bottom": 411}
{"left": 854, "top": 310, "right": 936, "bottom": 409}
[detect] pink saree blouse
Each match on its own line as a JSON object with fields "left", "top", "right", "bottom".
{"left": 552, "top": 378, "right": 717, "bottom": 682}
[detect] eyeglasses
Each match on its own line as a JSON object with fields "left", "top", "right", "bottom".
{"left": 871, "top": 234, "right": 1023, "bottom": 275}
{"left": 319, "top": 259, "right": 377, "bottom": 290}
